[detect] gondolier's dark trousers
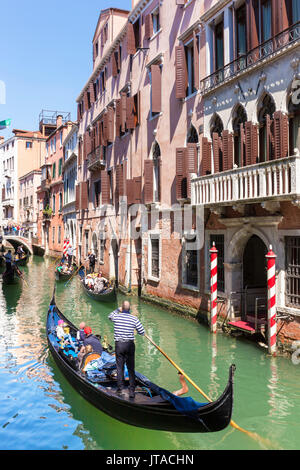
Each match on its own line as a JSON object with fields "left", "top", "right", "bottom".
{"left": 115, "top": 340, "right": 135, "bottom": 392}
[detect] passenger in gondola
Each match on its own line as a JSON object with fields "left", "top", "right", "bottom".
{"left": 16, "top": 245, "right": 25, "bottom": 259}
{"left": 4, "top": 250, "right": 12, "bottom": 270}
{"left": 77, "top": 344, "right": 93, "bottom": 370}
{"left": 56, "top": 319, "right": 65, "bottom": 339}
{"left": 82, "top": 326, "right": 103, "bottom": 355}
{"left": 76, "top": 322, "right": 86, "bottom": 343}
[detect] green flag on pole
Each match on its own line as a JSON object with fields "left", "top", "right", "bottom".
{"left": 0, "top": 119, "right": 11, "bottom": 130}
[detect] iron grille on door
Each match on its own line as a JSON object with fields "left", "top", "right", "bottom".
{"left": 151, "top": 238, "right": 159, "bottom": 279}
{"left": 285, "top": 236, "right": 300, "bottom": 307}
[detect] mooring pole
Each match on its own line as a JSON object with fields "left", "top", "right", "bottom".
{"left": 210, "top": 242, "right": 218, "bottom": 333}
{"left": 266, "top": 245, "right": 277, "bottom": 355}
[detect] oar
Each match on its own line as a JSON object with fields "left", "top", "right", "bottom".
{"left": 13, "top": 264, "right": 28, "bottom": 287}
{"left": 144, "top": 333, "right": 277, "bottom": 449}
{"left": 64, "top": 265, "right": 83, "bottom": 287}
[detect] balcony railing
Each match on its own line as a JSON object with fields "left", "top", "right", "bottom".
{"left": 87, "top": 146, "right": 106, "bottom": 172}
{"left": 201, "top": 21, "right": 300, "bottom": 94}
{"left": 191, "top": 155, "right": 300, "bottom": 207}
{"left": 40, "top": 178, "right": 51, "bottom": 191}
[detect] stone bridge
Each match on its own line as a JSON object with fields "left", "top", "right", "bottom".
{"left": 3, "top": 235, "right": 45, "bottom": 256}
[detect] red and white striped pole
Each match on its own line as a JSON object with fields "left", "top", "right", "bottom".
{"left": 210, "top": 242, "right": 218, "bottom": 333}
{"left": 266, "top": 245, "right": 277, "bottom": 356}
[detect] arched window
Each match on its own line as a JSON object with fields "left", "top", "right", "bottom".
{"left": 187, "top": 125, "right": 198, "bottom": 144}
{"left": 233, "top": 105, "right": 247, "bottom": 167}
{"left": 258, "top": 93, "right": 276, "bottom": 162}
{"left": 92, "top": 232, "right": 98, "bottom": 260}
{"left": 152, "top": 141, "right": 161, "bottom": 203}
{"left": 288, "top": 83, "right": 300, "bottom": 155}
{"left": 210, "top": 114, "right": 224, "bottom": 172}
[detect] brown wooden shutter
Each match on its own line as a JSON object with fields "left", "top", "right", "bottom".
{"left": 133, "top": 177, "right": 142, "bottom": 203}
{"left": 273, "top": 111, "right": 288, "bottom": 159}
{"left": 278, "top": 0, "right": 289, "bottom": 32}
{"left": 193, "top": 31, "right": 199, "bottom": 91}
{"left": 83, "top": 92, "right": 89, "bottom": 112}
{"left": 78, "top": 140, "right": 82, "bottom": 166}
{"left": 247, "top": 0, "right": 259, "bottom": 51}
{"left": 77, "top": 103, "right": 81, "bottom": 122}
{"left": 115, "top": 99, "right": 121, "bottom": 137}
{"left": 222, "top": 130, "right": 233, "bottom": 171}
{"left": 121, "top": 92, "right": 127, "bottom": 132}
{"left": 89, "top": 82, "right": 95, "bottom": 105}
{"left": 175, "top": 45, "right": 187, "bottom": 99}
{"left": 176, "top": 148, "right": 186, "bottom": 199}
{"left": 81, "top": 181, "right": 89, "bottom": 210}
{"left": 201, "top": 137, "right": 212, "bottom": 175}
{"left": 112, "top": 52, "right": 118, "bottom": 77}
{"left": 245, "top": 121, "right": 258, "bottom": 166}
{"left": 240, "top": 123, "right": 245, "bottom": 166}
{"left": 107, "top": 106, "right": 114, "bottom": 143}
{"left": 127, "top": 22, "right": 136, "bottom": 55}
{"left": 75, "top": 184, "right": 81, "bottom": 211}
{"left": 144, "top": 159, "right": 154, "bottom": 204}
{"left": 115, "top": 164, "right": 124, "bottom": 200}
{"left": 103, "top": 113, "right": 108, "bottom": 146}
{"left": 151, "top": 64, "right": 162, "bottom": 114}
{"left": 186, "top": 143, "right": 197, "bottom": 173}
{"left": 126, "top": 96, "right": 135, "bottom": 129}
{"left": 101, "top": 170, "right": 110, "bottom": 205}
{"left": 212, "top": 133, "right": 220, "bottom": 173}
{"left": 145, "top": 14, "right": 153, "bottom": 40}
{"left": 134, "top": 92, "right": 141, "bottom": 127}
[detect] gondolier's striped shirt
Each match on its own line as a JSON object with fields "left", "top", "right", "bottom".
{"left": 108, "top": 309, "right": 145, "bottom": 341}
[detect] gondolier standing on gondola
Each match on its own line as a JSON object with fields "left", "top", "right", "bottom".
{"left": 108, "top": 301, "right": 145, "bottom": 399}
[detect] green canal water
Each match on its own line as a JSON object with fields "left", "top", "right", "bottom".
{"left": 0, "top": 256, "right": 299, "bottom": 450}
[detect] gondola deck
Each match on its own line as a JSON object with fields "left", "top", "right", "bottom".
{"left": 46, "top": 289, "right": 235, "bottom": 432}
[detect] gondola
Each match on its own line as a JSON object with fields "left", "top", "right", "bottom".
{"left": 55, "top": 264, "right": 77, "bottom": 281}
{"left": 2, "top": 264, "right": 23, "bottom": 285}
{"left": 78, "top": 269, "right": 116, "bottom": 303}
{"left": 14, "top": 253, "right": 29, "bottom": 267}
{"left": 46, "top": 289, "right": 235, "bottom": 432}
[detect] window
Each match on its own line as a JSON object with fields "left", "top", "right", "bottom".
{"left": 258, "top": 93, "right": 276, "bottom": 162}
{"left": 26, "top": 141, "right": 32, "bottom": 149}
{"left": 236, "top": 4, "right": 247, "bottom": 69}
{"left": 261, "top": 0, "right": 272, "bottom": 43}
{"left": 52, "top": 194, "right": 56, "bottom": 214}
{"left": 60, "top": 131, "right": 63, "bottom": 147}
{"left": 85, "top": 231, "right": 89, "bottom": 257}
{"left": 58, "top": 226, "right": 61, "bottom": 244}
{"left": 210, "top": 234, "right": 224, "bottom": 292}
{"left": 185, "top": 40, "right": 196, "bottom": 97}
{"left": 215, "top": 20, "right": 224, "bottom": 75}
{"left": 152, "top": 141, "right": 161, "bottom": 202}
{"left": 286, "top": 236, "right": 300, "bottom": 307}
{"left": 108, "top": 170, "right": 113, "bottom": 203}
{"left": 152, "top": 7, "right": 160, "bottom": 35}
{"left": 133, "top": 18, "right": 141, "bottom": 50}
{"left": 99, "top": 238, "right": 105, "bottom": 263}
{"left": 150, "top": 237, "right": 160, "bottom": 279}
{"left": 233, "top": 105, "right": 247, "bottom": 167}
{"left": 52, "top": 162, "right": 56, "bottom": 179}
{"left": 289, "top": 83, "right": 300, "bottom": 155}
{"left": 94, "top": 180, "right": 101, "bottom": 207}
{"left": 149, "top": 64, "right": 162, "bottom": 117}
{"left": 58, "top": 158, "right": 63, "bottom": 176}
{"left": 52, "top": 227, "right": 55, "bottom": 244}
{"left": 184, "top": 235, "right": 198, "bottom": 288}
{"left": 59, "top": 192, "right": 62, "bottom": 211}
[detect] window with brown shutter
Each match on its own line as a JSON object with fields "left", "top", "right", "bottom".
{"left": 175, "top": 46, "right": 187, "bottom": 99}
{"left": 75, "top": 184, "right": 80, "bottom": 211}
{"left": 145, "top": 14, "right": 153, "bottom": 40}
{"left": 101, "top": 170, "right": 111, "bottom": 205}
{"left": 144, "top": 159, "right": 154, "bottom": 204}
{"left": 127, "top": 22, "right": 136, "bottom": 55}
{"left": 273, "top": 111, "right": 289, "bottom": 159}
{"left": 245, "top": 122, "right": 258, "bottom": 165}
{"left": 112, "top": 52, "right": 118, "bottom": 77}
{"left": 107, "top": 106, "right": 114, "bottom": 143}
{"left": 81, "top": 181, "right": 89, "bottom": 210}
{"left": 212, "top": 132, "right": 221, "bottom": 173}
{"left": 121, "top": 92, "right": 127, "bottom": 133}
{"left": 222, "top": 130, "right": 234, "bottom": 171}
{"left": 115, "top": 164, "right": 124, "bottom": 200}
{"left": 176, "top": 147, "right": 187, "bottom": 199}
{"left": 115, "top": 99, "right": 121, "bottom": 137}
{"left": 193, "top": 31, "right": 199, "bottom": 91}
{"left": 89, "top": 82, "right": 95, "bottom": 105}
{"left": 83, "top": 92, "right": 89, "bottom": 112}
{"left": 103, "top": 113, "right": 108, "bottom": 146}
{"left": 201, "top": 137, "right": 212, "bottom": 176}
{"left": 151, "top": 64, "right": 162, "bottom": 115}
{"left": 126, "top": 96, "right": 135, "bottom": 130}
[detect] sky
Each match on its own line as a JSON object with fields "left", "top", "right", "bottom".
{"left": 0, "top": 0, "right": 131, "bottom": 140}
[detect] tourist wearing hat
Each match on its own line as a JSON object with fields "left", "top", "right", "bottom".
{"left": 82, "top": 326, "right": 103, "bottom": 355}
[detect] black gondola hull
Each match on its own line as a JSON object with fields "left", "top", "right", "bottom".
{"left": 80, "top": 280, "right": 116, "bottom": 303}
{"left": 46, "top": 295, "right": 235, "bottom": 433}
{"left": 14, "top": 254, "right": 29, "bottom": 266}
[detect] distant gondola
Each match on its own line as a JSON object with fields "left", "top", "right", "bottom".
{"left": 55, "top": 264, "right": 77, "bottom": 281}
{"left": 46, "top": 289, "right": 235, "bottom": 432}
{"left": 78, "top": 269, "right": 116, "bottom": 303}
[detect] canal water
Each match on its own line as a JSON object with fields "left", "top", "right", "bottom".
{"left": 0, "top": 256, "right": 299, "bottom": 450}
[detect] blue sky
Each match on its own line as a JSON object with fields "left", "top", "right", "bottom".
{"left": 0, "top": 0, "right": 131, "bottom": 140}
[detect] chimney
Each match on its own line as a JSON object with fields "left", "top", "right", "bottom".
{"left": 56, "top": 115, "right": 63, "bottom": 128}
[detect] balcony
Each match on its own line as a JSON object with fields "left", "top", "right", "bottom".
{"left": 191, "top": 155, "right": 300, "bottom": 208}
{"left": 40, "top": 178, "right": 51, "bottom": 191}
{"left": 201, "top": 21, "right": 300, "bottom": 95}
{"left": 2, "top": 198, "right": 14, "bottom": 207}
{"left": 87, "top": 146, "right": 106, "bottom": 172}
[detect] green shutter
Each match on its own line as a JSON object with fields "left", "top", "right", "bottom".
{"left": 59, "top": 158, "right": 62, "bottom": 176}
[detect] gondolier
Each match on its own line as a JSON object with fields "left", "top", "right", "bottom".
{"left": 108, "top": 301, "right": 145, "bottom": 399}
{"left": 86, "top": 252, "right": 96, "bottom": 273}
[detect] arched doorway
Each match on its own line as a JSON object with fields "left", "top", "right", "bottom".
{"left": 243, "top": 235, "right": 267, "bottom": 289}
{"left": 242, "top": 235, "right": 268, "bottom": 321}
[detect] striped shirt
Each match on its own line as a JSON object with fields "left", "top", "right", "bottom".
{"left": 108, "top": 309, "right": 145, "bottom": 341}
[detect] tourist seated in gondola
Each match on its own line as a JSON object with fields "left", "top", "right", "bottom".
{"left": 82, "top": 326, "right": 103, "bottom": 355}
{"left": 16, "top": 245, "right": 25, "bottom": 260}
{"left": 76, "top": 322, "right": 86, "bottom": 342}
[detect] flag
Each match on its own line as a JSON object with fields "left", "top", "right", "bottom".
{"left": 0, "top": 119, "right": 11, "bottom": 130}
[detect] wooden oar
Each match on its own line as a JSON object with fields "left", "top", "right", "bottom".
{"left": 144, "top": 333, "right": 277, "bottom": 449}
{"left": 13, "top": 264, "right": 28, "bottom": 287}
{"left": 64, "top": 265, "right": 83, "bottom": 287}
